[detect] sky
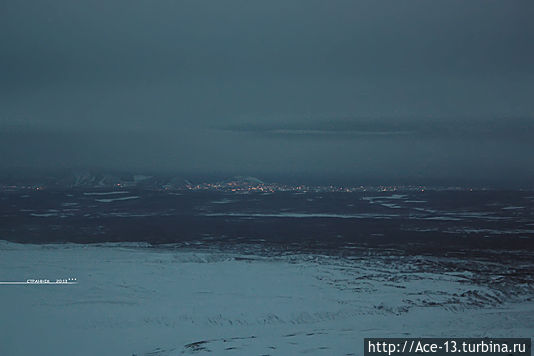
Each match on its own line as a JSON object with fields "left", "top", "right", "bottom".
{"left": 1, "top": 0, "right": 533, "bottom": 185}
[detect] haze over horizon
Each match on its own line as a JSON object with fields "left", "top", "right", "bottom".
{"left": 1, "top": 1, "right": 533, "bottom": 185}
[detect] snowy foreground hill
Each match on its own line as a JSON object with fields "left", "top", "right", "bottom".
{"left": 0, "top": 241, "right": 533, "bottom": 356}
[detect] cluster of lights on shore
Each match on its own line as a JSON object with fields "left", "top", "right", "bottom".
{"left": 179, "top": 182, "right": 430, "bottom": 193}
{"left": 1, "top": 180, "right": 477, "bottom": 193}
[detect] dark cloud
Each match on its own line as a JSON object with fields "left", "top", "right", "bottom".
{"left": 220, "top": 116, "right": 534, "bottom": 141}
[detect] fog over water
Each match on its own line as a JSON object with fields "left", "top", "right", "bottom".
{"left": 1, "top": 1, "right": 533, "bottom": 185}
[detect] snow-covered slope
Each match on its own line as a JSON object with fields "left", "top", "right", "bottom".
{"left": 0, "top": 241, "right": 532, "bottom": 356}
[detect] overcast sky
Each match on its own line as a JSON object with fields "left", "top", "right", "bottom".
{"left": 1, "top": 0, "right": 533, "bottom": 185}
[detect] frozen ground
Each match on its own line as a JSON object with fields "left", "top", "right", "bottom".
{"left": 0, "top": 241, "right": 533, "bottom": 356}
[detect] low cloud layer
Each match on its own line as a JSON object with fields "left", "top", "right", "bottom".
{"left": 1, "top": 0, "right": 533, "bottom": 185}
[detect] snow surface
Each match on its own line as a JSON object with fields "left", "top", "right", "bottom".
{"left": 0, "top": 241, "right": 532, "bottom": 356}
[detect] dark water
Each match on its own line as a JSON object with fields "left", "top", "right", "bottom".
{"left": 1, "top": 189, "right": 534, "bottom": 256}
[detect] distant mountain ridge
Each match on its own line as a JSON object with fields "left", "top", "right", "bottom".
{"left": 219, "top": 176, "right": 265, "bottom": 185}
{"left": 0, "top": 171, "right": 268, "bottom": 190}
